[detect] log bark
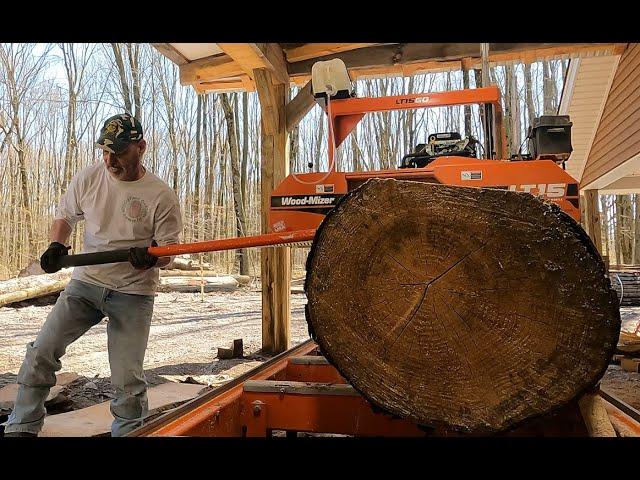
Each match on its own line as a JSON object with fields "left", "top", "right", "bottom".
{"left": 305, "top": 178, "right": 620, "bottom": 433}
{"left": 169, "top": 257, "right": 215, "bottom": 271}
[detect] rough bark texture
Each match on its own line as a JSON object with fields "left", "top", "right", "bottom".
{"left": 305, "top": 178, "right": 621, "bottom": 434}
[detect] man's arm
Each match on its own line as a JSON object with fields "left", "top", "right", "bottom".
{"left": 50, "top": 219, "right": 72, "bottom": 246}
{"left": 153, "top": 192, "right": 183, "bottom": 270}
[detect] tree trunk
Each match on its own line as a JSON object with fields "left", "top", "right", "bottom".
{"left": 305, "top": 178, "right": 620, "bottom": 433}
{"left": 110, "top": 43, "right": 133, "bottom": 113}
{"left": 220, "top": 93, "right": 248, "bottom": 275}
{"left": 194, "top": 95, "right": 203, "bottom": 240}
{"left": 241, "top": 92, "right": 249, "bottom": 209}
{"left": 127, "top": 43, "right": 142, "bottom": 121}
{"left": 619, "top": 195, "right": 633, "bottom": 264}
{"left": 600, "top": 194, "right": 610, "bottom": 260}
{"left": 524, "top": 63, "right": 536, "bottom": 130}
{"left": 61, "top": 44, "right": 78, "bottom": 190}
{"left": 473, "top": 69, "right": 485, "bottom": 148}
{"left": 462, "top": 68, "right": 472, "bottom": 138}
{"left": 543, "top": 60, "right": 557, "bottom": 115}
{"left": 508, "top": 65, "right": 521, "bottom": 156}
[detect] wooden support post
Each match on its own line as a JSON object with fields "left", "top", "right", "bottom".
{"left": 583, "top": 189, "right": 603, "bottom": 254}
{"left": 285, "top": 81, "right": 315, "bottom": 132}
{"left": 255, "top": 68, "right": 291, "bottom": 354}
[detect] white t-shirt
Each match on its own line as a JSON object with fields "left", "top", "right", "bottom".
{"left": 55, "top": 161, "right": 182, "bottom": 295}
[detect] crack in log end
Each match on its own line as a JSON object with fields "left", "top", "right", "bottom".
{"left": 385, "top": 241, "right": 489, "bottom": 351}
{"left": 382, "top": 284, "right": 429, "bottom": 357}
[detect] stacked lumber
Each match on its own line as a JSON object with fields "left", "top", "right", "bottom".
{"left": 609, "top": 268, "right": 640, "bottom": 306}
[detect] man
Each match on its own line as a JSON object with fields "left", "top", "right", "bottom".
{"left": 3, "top": 113, "right": 182, "bottom": 437}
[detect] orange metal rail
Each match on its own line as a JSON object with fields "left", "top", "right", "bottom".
{"left": 130, "top": 340, "right": 425, "bottom": 437}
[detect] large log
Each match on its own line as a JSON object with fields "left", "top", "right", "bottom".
{"left": 0, "top": 270, "right": 72, "bottom": 307}
{"left": 305, "top": 179, "right": 620, "bottom": 434}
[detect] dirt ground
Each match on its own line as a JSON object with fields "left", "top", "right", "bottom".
{"left": 1, "top": 287, "right": 639, "bottom": 420}
{"left": 0, "top": 286, "right": 310, "bottom": 413}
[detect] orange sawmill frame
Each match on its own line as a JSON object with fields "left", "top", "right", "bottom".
{"left": 326, "top": 86, "right": 508, "bottom": 167}
{"left": 131, "top": 339, "right": 640, "bottom": 437}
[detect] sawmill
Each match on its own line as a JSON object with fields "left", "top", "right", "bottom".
{"left": 1, "top": 42, "right": 640, "bottom": 439}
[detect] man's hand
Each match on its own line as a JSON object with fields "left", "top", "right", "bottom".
{"left": 128, "top": 240, "right": 158, "bottom": 270}
{"left": 40, "top": 242, "right": 71, "bottom": 273}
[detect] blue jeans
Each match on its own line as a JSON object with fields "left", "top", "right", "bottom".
{"left": 4, "top": 279, "right": 154, "bottom": 437}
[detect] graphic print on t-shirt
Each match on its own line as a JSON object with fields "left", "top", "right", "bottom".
{"left": 122, "top": 196, "right": 149, "bottom": 222}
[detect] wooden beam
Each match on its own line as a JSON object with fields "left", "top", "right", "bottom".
{"left": 583, "top": 189, "right": 603, "bottom": 253}
{"left": 350, "top": 60, "right": 463, "bottom": 80}
{"left": 262, "top": 43, "right": 289, "bottom": 85}
{"left": 288, "top": 43, "right": 625, "bottom": 76}
{"left": 152, "top": 43, "right": 190, "bottom": 66}
{"left": 255, "top": 68, "right": 291, "bottom": 354}
{"left": 218, "top": 43, "right": 289, "bottom": 85}
{"left": 193, "top": 76, "right": 253, "bottom": 94}
{"left": 180, "top": 54, "right": 244, "bottom": 85}
{"left": 463, "top": 43, "right": 627, "bottom": 69}
{"left": 289, "top": 44, "right": 626, "bottom": 85}
{"left": 254, "top": 69, "right": 280, "bottom": 135}
{"left": 243, "top": 380, "right": 359, "bottom": 396}
{"left": 284, "top": 43, "right": 380, "bottom": 62}
{"left": 285, "top": 81, "right": 315, "bottom": 133}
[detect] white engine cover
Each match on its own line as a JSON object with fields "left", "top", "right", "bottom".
{"left": 311, "top": 58, "right": 354, "bottom": 98}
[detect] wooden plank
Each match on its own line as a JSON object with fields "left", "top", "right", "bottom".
{"left": 179, "top": 54, "right": 244, "bottom": 85}
{"left": 602, "top": 402, "right": 640, "bottom": 437}
{"left": 243, "top": 380, "right": 359, "bottom": 396}
{"left": 255, "top": 69, "right": 291, "bottom": 354}
{"left": 578, "top": 392, "right": 617, "bottom": 437}
{"left": 194, "top": 77, "right": 252, "bottom": 94}
{"left": 0, "top": 384, "right": 66, "bottom": 412}
{"left": 39, "top": 383, "right": 207, "bottom": 437}
{"left": 287, "top": 43, "right": 619, "bottom": 76}
{"left": 151, "top": 43, "right": 190, "bottom": 66}
{"left": 285, "top": 81, "right": 315, "bottom": 132}
{"left": 469, "top": 43, "right": 624, "bottom": 67}
{"left": 348, "top": 60, "right": 462, "bottom": 81}
{"left": 218, "top": 43, "right": 289, "bottom": 85}
{"left": 620, "top": 357, "right": 640, "bottom": 372}
{"left": 284, "top": 43, "right": 379, "bottom": 62}
{"left": 289, "top": 355, "right": 330, "bottom": 365}
{"left": 287, "top": 43, "right": 625, "bottom": 86}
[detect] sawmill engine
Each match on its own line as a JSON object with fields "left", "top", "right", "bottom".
{"left": 399, "top": 132, "right": 480, "bottom": 169}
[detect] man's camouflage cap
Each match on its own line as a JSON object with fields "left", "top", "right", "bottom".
{"left": 95, "top": 113, "right": 143, "bottom": 155}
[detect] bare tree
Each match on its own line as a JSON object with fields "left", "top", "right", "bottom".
{"left": 0, "top": 43, "right": 53, "bottom": 263}
{"left": 220, "top": 93, "right": 248, "bottom": 275}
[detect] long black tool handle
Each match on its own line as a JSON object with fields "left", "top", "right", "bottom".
{"left": 58, "top": 249, "right": 131, "bottom": 268}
